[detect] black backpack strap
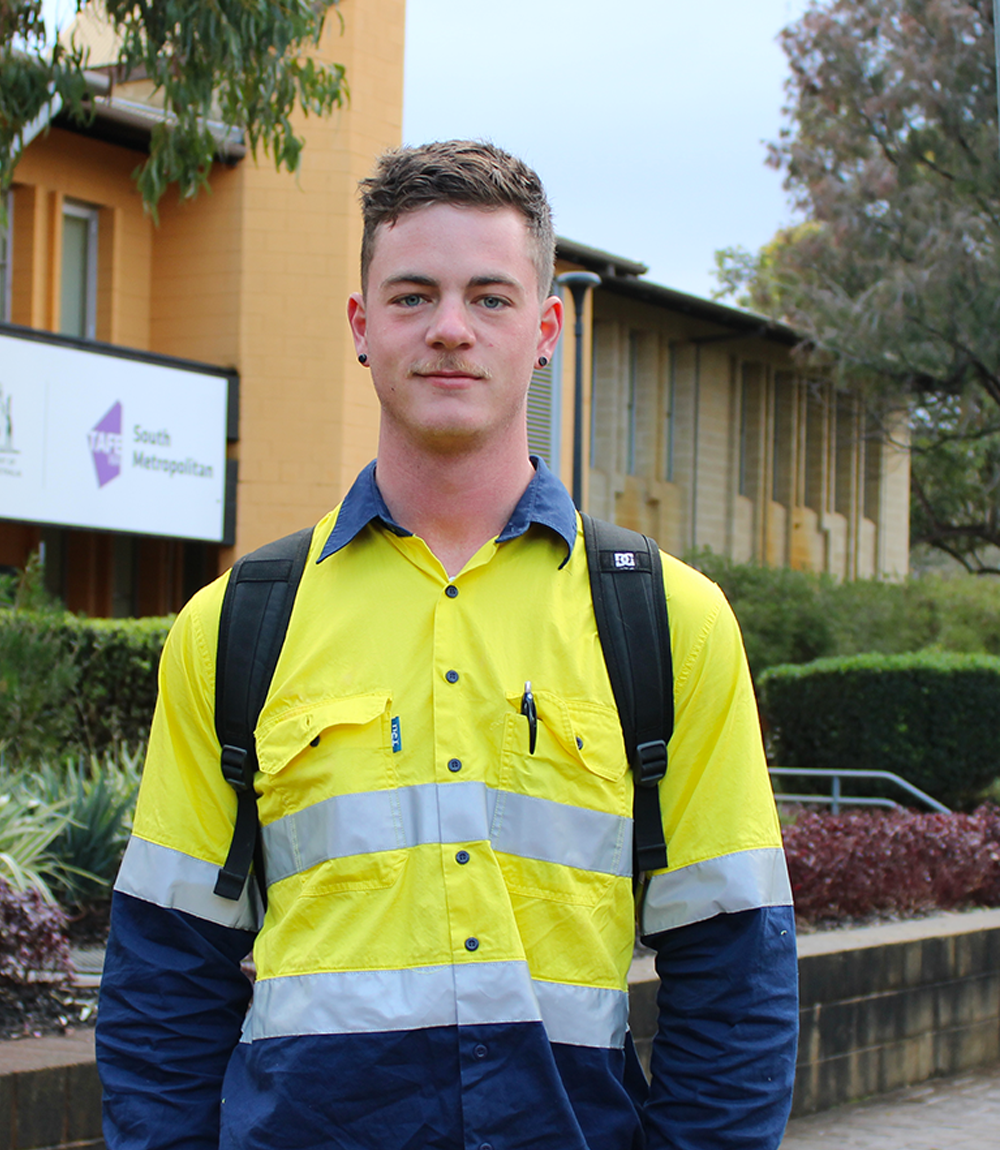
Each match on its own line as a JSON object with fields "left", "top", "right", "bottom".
{"left": 581, "top": 513, "right": 672, "bottom": 874}
{"left": 213, "top": 526, "right": 314, "bottom": 905}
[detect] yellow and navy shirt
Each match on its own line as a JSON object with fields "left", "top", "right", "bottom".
{"left": 97, "top": 458, "right": 797, "bottom": 1150}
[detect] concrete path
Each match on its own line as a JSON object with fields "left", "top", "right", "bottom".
{"left": 780, "top": 1064, "right": 1000, "bottom": 1149}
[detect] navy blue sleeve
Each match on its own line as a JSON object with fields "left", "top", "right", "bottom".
{"left": 641, "top": 905, "right": 798, "bottom": 1150}
{"left": 96, "top": 891, "right": 256, "bottom": 1150}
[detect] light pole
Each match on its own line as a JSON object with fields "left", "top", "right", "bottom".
{"left": 556, "top": 270, "right": 602, "bottom": 508}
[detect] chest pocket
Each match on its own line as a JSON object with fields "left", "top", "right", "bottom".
{"left": 255, "top": 691, "right": 407, "bottom": 894}
{"left": 495, "top": 690, "right": 631, "bottom": 905}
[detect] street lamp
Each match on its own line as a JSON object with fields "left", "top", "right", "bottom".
{"left": 556, "top": 270, "right": 602, "bottom": 508}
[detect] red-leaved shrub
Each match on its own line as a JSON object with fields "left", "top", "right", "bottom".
{"left": 782, "top": 805, "right": 1000, "bottom": 924}
{"left": 0, "top": 879, "right": 71, "bottom": 986}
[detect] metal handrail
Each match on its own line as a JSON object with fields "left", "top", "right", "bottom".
{"left": 768, "top": 767, "right": 950, "bottom": 815}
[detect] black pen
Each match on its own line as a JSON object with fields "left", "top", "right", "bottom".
{"left": 520, "top": 680, "right": 537, "bottom": 755}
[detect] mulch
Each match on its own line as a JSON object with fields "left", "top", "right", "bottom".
{"left": 0, "top": 903, "right": 108, "bottom": 1042}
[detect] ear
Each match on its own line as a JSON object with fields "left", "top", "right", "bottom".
{"left": 536, "top": 294, "right": 564, "bottom": 363}
{"left": 347, "top": 293, "right": 368, "bottom": 359}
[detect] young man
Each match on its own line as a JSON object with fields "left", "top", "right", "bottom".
{"left": 96, "top": 141, "right": 798, "bottom": 1149}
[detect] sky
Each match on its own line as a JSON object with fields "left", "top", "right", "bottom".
{"left": 403, "top": 0, "right": 813, "bottom": 299}
{"left": 42, "top": 0, "right": 813, "bottom": 301}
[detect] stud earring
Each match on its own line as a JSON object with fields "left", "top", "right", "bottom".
{"left": 358, "top": 354, "right": 368, "bottom": 365}
{"left": 537, "top": 356, "right": 548, "bottom": 368}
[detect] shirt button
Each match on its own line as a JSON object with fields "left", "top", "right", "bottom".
{"left": 456, "top": 850, "right": 470, "bottom": 865}
{"left": 481, "top": 1144, "right": 493, "bottom": 1150}
{"left": 474, "top": 1043, "right": 488, "bottom": 1060}
{"left": 447, "top": 758, "right": 462, "bottom": 773}
{"left": 445, "top": 585, "right": 459, "bottom": 598}
{"left": 465, "top": 937, "right": 479, "bottom": 952}
{"left": 445, "top": 669, "right": 459, "bottom": 684}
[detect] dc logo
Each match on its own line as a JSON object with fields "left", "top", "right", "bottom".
{"left": 613, "top": 552, "right": 636, "bottom": 569}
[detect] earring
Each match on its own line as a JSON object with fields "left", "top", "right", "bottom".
{"left": 358, "top": 354, "right": 368, "bottom": 365}
{"left": 537, "top": 356, "right": 548, "bottom": 368}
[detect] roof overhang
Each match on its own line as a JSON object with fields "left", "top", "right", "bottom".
{"left": 556, "top": 236, "right": 799, "bottom": 348}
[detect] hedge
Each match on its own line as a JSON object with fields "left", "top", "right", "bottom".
{"left": 783, "top": 807, "right": 1000, "bottom": 924}
{"left": 0, "top": 612, "right": 170, "bottom": 763}
{"left": 758, "top": 651, "right": 1000, "bottom": 808}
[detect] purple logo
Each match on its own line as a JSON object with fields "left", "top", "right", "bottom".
{"left": 88, "top": 402, "right": 123, "bottom": 487}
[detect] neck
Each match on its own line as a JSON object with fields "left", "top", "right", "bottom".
{"left": 374, "top": 430, "right": 536, "bottom": 579}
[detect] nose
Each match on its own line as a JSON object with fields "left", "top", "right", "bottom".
{"left": 426, "top": 294, "right": 474, "bottom": 350}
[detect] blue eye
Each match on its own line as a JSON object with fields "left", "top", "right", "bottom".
{"left": 481, "top": 296, "right": 506, "bottom": 309}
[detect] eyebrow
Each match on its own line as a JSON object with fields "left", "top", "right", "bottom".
{"left": 379, "top": 272, "right": 524, "bottom": 292}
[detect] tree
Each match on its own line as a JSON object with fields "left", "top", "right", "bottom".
{"left": 0, "top": 0, "right": 346, "bottom": 219}
{"left": 715, "top": 0, "right": 1000, "bottom": 572}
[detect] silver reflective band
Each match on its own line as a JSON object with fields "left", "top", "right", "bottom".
{"left": 641, "top": 846, "right": 793, "bottom": 935}
{"left": 262, "top": 781, "right": 632, "bottom": 886}
{"left": 115, "top": 834, "right": 261, "bottom": 931}
{"left": 240, "top": 961, "right": 627, "bottom": 1049}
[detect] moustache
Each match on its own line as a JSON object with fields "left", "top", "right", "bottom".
{"left": 410, "top": 359, "right": 491, "bottom": 380}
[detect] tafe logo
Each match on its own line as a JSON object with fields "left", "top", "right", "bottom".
{"left": 613, "top": 551, "right": 636, "bottom": 569}
{"left": 88, "top": 402, "right": 123, "bottom": 487}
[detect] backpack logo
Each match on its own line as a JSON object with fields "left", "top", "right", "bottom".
{"left": 614, "top": 551, "right": 636, "bottom": 569}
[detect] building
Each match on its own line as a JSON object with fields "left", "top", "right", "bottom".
{"left": 0, "top": 2, "right": 907, "bottom": 616}
{"left": 0, "top": 0, "right": 405, "bottom": 616}
{"left": 539, "top": 242, "right": 909, "bottom": 581}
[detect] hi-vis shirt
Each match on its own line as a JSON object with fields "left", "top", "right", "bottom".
{"left": 97, "top": 459, "right": 797, "bottom": 1150}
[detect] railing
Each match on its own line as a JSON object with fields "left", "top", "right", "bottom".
{"left": 768, "top": 767, "right": 950, "bottom": 815}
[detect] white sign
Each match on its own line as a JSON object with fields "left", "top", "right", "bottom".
{"left": 0, "top": 330, "right": 231, "bottom": 542}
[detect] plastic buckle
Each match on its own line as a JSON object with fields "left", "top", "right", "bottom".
{"left": 634, "top": 740, "right": 667, "bottom": 787}
{"left": 220, "top": 744, "right": 251, "bottom": 792}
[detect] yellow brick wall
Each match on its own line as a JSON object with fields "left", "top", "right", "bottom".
{"left": 11, "top": 129, "right": 152, "bottom": 347}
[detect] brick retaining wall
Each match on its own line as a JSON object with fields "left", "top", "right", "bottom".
{"left": 1, "top": 908, "right": 998, "bottom": 1146}
{"left": 630, "top": 907, "right": 1000, "bottom": 1117}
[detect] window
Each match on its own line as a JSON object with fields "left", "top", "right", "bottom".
{"left": 834, "top": 398, "right": 855, "bottom": 516}
{"left": 61, "top": 200, "right": 98, "bottom": 340}
{"left": 772, "top": 372, "right": 795, "bottom": 504}
{"left": 863, "top": 414, "right": 882, "bottom": 522}
{"left": 526, "top": 336, "right": 561, "bottom": 471}
{"left": 804, "top": 386, "right": 825, "bottom": 512}
{"left": 663, "top": 344, "right": 676, "bottom": 482}
{"left": 625, "top": 331, "right": 639, "bottom": 475}
{"left": 739, "top": 363, "right": 764, "bottom": 499}
{"left": 0, "top": 191, "right": 11, "bottom": 323}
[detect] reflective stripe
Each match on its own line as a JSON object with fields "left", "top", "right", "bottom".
{"left": 641, "top": 846, "right": 793, "bottom": 935}
{"left": 534, "top": 979, "right": 628, "bottom": 1049}
{"left": 115, "top": 835, "right": 260, "bottom": 932}
{"left": 491, "top": 789, "right": 631, "bottom": 877}
{"left": 263, "top": 781, "right": 632, "bottom": 885}
{"left": 241, "top": 962, "right": 627, "bottom": 1049}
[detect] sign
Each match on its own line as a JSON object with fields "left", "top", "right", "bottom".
{"left": 0, "top": 329, "right": 232, "bottom": 542}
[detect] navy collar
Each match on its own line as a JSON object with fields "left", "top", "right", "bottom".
{"left": 318, "top": 456, "right": 577, "bottom": 564}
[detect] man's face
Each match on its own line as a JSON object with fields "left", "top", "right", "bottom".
{"left": 348, "top": 204, "right": 562, "bottom": 455}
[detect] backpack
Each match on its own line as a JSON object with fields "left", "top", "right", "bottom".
{"left": 213, "top": 515, "right": 672, "bottom": 907}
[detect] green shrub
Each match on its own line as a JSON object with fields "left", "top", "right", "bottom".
{"left": 63, "top": 616, "right": 170, "bottom": 755}
{"left": 21, "top": 750, "right": 141, "bottom": 907}
{"left": 686, "top": 550, "right": 835, "bottom": 677}
{"left": 759, "top": 651, "right": 1000, "bottom": 808}
{"left": 0, "top": 612, "right": 169, "bottom": 765}
{"left": 827, "top": 575, "right": 1000, "bottom": 658}
{"left": 0, "top": 789, "right": 74, "bottom": 902}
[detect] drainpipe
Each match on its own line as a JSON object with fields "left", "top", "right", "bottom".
{"left": 556, "top": 271, "right": 602, "bottom": 509}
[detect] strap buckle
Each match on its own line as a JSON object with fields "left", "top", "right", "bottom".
{"left": 634, "top": 739, "right": 667, "bottom": 787}
{"left": 220, "top": 744, "right": 253, "bottom": 793}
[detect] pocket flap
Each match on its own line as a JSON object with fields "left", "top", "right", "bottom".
{"left": 255, "top": 691, "right": 390, "bottom": 775}
{"left": 506, "top": 690, "right": 627, "bottom": 782}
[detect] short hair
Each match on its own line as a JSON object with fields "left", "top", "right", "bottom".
{"left": 358, "top": 140, "right": 556, "bottom": 300}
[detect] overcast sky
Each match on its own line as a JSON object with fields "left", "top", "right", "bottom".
{"left": 43, "top": 0, "right": 813, "bottom": 301}
{"left": 404, "top": 0, "right": 813, "bottom": 299}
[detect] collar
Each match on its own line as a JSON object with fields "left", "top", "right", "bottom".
{"left": 318, "top": 456, "right": 577, "bottom": 564}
